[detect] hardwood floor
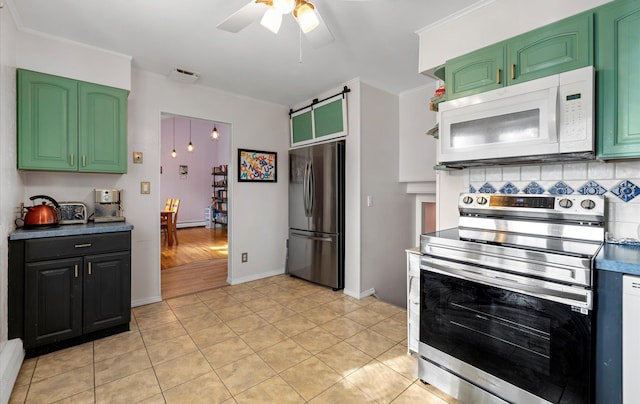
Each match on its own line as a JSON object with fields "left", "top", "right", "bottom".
{"left": 161, "top": 226, "right": 228, "bottom": 299}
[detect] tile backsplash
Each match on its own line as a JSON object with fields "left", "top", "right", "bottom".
{"left": 461, "top": 160, "right": 640, "bottom": 240}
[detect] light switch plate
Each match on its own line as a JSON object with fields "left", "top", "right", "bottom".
{"left": 140, "top": 181, "right": 150, "bottom": 194}
{"left": 133, "top": 152, "right": 143, "bottom": 164}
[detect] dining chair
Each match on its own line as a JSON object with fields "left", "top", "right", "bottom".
{"left": 161, "top": 198, "right": 180, "bottom": 244}
{"left": 169, "top": 199, "right": 180, "bottom": 245}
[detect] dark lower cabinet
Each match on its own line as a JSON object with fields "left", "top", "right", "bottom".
{"left": 25, "top": 257, "right": 83, "bottom": 347}
{"left": 9, "top": 231, "right": 131, "bottom": 357}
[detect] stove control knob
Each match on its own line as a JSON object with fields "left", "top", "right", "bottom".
{"left": 462, "top": 196, "right": 474, "bottom": 205}
{"left": 477, "top": 196, "right": 488, "bottom": 205}
{"left": 559, "top": 198, "right": 573, "bottom": 209}
{"left": 581, "top": 199, "right": 596, "bottom": 210}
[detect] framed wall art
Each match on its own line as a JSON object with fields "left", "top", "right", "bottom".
{"left": 238, "top": 149, "right": 277, "bottom": 182}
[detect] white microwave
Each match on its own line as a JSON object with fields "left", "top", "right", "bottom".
{"left": 438, "top": 66, "right": 594, "bottom": 166}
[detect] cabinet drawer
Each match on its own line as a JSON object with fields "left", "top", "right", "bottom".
{"left": 25, "top": 232, "right": 131, "bottom": 262}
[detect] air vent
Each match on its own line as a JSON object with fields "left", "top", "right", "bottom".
{"left": 168, "top": 68, "right": 199, "bottom": 83}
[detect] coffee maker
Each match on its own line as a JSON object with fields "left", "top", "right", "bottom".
{"left": 94, "top": 189, "right": 125, "bottom": 222}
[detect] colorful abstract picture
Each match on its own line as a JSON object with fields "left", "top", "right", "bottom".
{"left": 238, "top": 149, "right": 277, "bottom": 182}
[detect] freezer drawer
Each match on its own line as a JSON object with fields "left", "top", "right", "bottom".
{"left": 287, "top": 230, "right": 343, "bottom": 289}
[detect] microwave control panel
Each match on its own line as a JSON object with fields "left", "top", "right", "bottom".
{"left": 558, "top": 72, "right": 593, "bottom": 147}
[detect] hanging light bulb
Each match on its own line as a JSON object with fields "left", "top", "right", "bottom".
{"left": 260, "top": 6, "right": 282, "bottom": 34}
{"left": 210, "top": 124, "right": 219, "bottom": 141}
{"left": 294, "top": 1, "right": 319, "bottom": 33}
{"left": 171, "top": 117, "right": 177, "bottom": 158}
{"left": 273, "top": 0, "right": 295, "bottom": 14}
{"left": 187, "top": 120, "right": 194, "bottom": 152}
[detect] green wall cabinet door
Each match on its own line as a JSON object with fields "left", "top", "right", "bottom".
{"left": 79, "top": 83, "right": 128, "bottom": 173}
{"left": 446, "top": 44, "right": 506, "bottom": 100}
{"left": 290, "top": 95, "right": 347, "bottom": 146}
{"left": 508, "top": 13, "right": 593, "bottom": 85}
{"left": 445, "top": 13, "right": 593, "bottom": 100}
{"left": 18, "top": 69, "right": 128, "bottom": 173}
{"left": 291, "top": 110, "right": 313, "bottom": 144}
{"left": 596, "top": 1, "right": 640, "bottom": 159}
{"left": 18, "top": 70, "right": 79, "bottom": 171}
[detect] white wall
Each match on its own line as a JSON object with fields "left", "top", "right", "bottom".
{"left": 17, "top": 28, "right": 131, "bottom": 90}
{"left": 360, "top": 83, "right": 413, "bottom": 308}
{"left": 398, "top": 83, "right": 438, "bottom": 183}
{"left": 418, "top": 0, "right": 613, "bottom": 75}
{"left": 0, "top": 0, "right": 23, "bottom": 345}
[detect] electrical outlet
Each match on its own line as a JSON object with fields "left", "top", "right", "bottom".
{"left": 241, "top": 252, "right": 248, "bottom": 263}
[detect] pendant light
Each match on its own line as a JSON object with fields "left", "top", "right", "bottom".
{"left": 210, "top": 124, "right": 219, "bottom": 141}
{"left": 171, "top": 117, "right": 177, "bottom": 158}
{"left": 187, "top": 120, "right": 194, "bottom": 152}
{"left": 260, "top": 6, "right": 282, "bottom": 33}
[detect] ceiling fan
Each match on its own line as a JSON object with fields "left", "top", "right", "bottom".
{"left": 217, "top": 0, "right": 391, "bottom": 49}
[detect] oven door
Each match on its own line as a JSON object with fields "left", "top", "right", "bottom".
{"left": 420, "top": 264, "right": 592, "bottom": 404}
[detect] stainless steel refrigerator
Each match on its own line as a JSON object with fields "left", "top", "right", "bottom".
{"left": 287, "top": 140, "right": 345, "bottom": 290}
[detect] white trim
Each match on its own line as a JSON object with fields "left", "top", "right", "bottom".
{"left": 0, "top": 339, "right": 24, "bottom": 404}
{"left": 344, "top": 287, "right": 376, "bottom": 300}
{"left": 228, "top": 268, "right": 285, "bottom": 285}
{"left": 131, "top": 296, "right": 162, "bottom": 308}
{"left": 415, "top": 0, "right": 497, "bottom": 35}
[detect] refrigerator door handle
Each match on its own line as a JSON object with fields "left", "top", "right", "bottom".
{"left": 303, "top": 160, "right": 310, "bottom": 217}
{"left": 308, "top": 160, "right": 315, "bottom": 216}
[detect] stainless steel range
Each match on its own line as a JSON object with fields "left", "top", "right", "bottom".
{"left": 419, "top": 193, "right": 605, "bottom": 404}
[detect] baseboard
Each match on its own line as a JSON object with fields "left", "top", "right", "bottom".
{"left": 228, "top": 268, "right": 285, "bottom": 285}
{"left": 343, "top": 287, "right": 376, "bottom": 300}
{"left": 176, "top": 221, "right": 206, "bottom": 229}
{"left": 131, "top": 295, "right": 162, "bottom": 308}
{"left": 0, "top": 339, "right": 24, "bottom": 404}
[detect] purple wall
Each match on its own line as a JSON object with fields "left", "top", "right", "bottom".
{"left": 160, "top": 116, "right": 229, "bottom": 225}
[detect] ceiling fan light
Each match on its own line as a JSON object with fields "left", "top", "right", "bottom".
{"left": 273, "top": 0, "right": 295, "bottom": 14}
{"left": 260, "top": 7, "right": 282, "bottom": 34}
{"left": 296, "top": 4, "right": 319, "bottom": 33}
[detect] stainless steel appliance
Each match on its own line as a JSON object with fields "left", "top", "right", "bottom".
{"left": 419, "top": 193, "right": 605, "bottom": 404}
{"left": 439, "top": 66, "right": 594, "bottom": 166}
{"left": 287, "top": 140, "right": 345, "bottom": 290}
{"left": 58, "top": 202, "right": 88, "bottom": 224}
{"left": 94, "top": 189, "right": 125, "bottom": 222}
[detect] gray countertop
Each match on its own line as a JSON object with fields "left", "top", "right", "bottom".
{"left": 595, "top": 243, "right": 640, "bottom": 276}
{"left": 9, "top": 221, "right": 134, "bottom": 240}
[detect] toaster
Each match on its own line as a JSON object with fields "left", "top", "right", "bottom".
{"left": 58, "top": 202, "right": 88, "bottom": 224}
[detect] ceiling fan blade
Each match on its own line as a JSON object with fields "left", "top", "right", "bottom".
{"left": 217, "top": 1, "right": 265, "bottom": 33}
{"left": 305, "top": 11, "right": 334, "bottom": 49}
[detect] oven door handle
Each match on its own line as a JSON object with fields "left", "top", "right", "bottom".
{"left": 421, "top": 256, "right": 592, "bottom": 310}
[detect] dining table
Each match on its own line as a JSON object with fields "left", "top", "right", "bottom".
{"left": 161, "top": 210, "right": 175, "bottom": 246}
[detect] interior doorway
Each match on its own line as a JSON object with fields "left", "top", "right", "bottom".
{"left": 159, "top": 113, "right": 230, "bottom": 299}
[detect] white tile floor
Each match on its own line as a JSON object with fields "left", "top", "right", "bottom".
{"left": 10, "top": 274, "right": 456, "bottom": 403}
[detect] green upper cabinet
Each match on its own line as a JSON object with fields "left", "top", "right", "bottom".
{"left": 445, "top": 13, "right": 593, "bottom": 100}
{"left": 446, "top": 44, "right": 506, "bottom": 100}
{"left": 596, "top": 0, "right": 640, "bottom": 159}
{"left": 78, "top": 83, "right": 128, "bottom": 173}
{"left": 18, "top": 69, "right": 128, "bottom": 173}
{"left": 18, "top": 70, "right": 78, "bottom": 171}
{"left": 508, "top": 13, "right": 593, "bottom": 85}
{"left": 290, "top": 95, "right": 347, "bottom": 146}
